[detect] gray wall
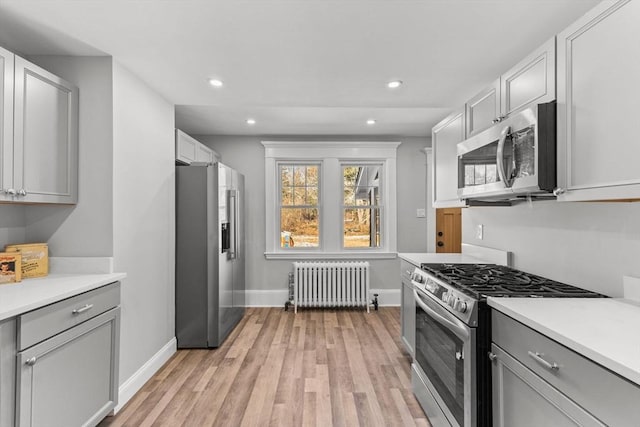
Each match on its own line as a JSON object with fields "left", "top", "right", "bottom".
{"left": 113, "top": 61, "right": 175, "bottom": 384}
{"left": 23, "top": 56, "right": 114, "bottom": 256}
{"left": 196, "top": 134, "right": 429, "bottom": 297}
{"left": 463, "top": 201, "right": 640, "bottom": 297}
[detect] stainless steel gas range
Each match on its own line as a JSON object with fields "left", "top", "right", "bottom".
{"left": 409, "top": 263, "right": 605, "bottom": 427}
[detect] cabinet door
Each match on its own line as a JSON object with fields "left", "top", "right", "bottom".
{"left": 491, "top": 344, "right": 604, "bottom": 427}
{"left": 0, "top": 47, "right": 13, "bottom": 201}
{"left": 501, "top": 37, "right": 555, "bottom": 117}
{"left": 195, "top": 143, "right": 214, "bottom": 164}
{"left": 432, "top": 110, "right": 466, "bottom": 207}
{"left": 465, "top": 80, "right": 500, "bottom": 138}
{"left": 13, "top": 56, "right": 78, "bottom": 204}
{"left": 175, "top": 129, "right": 197, "bottom": 164}
{"left": 16, "top": 308, "right": 120, "bottom": 427}
{"left": 557, "top": 0, "right": 640, "bottom": 201}
{"left": 401, "top": 279, "right": 415, "bottom": 357}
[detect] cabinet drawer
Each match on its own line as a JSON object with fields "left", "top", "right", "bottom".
{"left": 17, "top": 282, "right": 120, "bottom": 351}
{"left": 492, "top": 310, "right": 640, "bottom": 426}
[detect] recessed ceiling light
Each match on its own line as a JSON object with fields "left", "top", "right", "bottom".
{"left": 208, "top": 78, "right": 223, "bottom": 88}
{"left": 246, "top": 118, "right": 256, "bottom": 125}
{"left": 387, "top": 80, "right": 403, "bottom": 89}
{"left": 366, "top": 119, "right": 376, "bottom": 125}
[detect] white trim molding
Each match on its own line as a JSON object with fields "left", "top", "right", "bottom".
{"left": 264, "top": 251, "right": 397, "bottom": 260}
{"left": 262, "top": 140, "right": 401, "bottom": 257}
{"left": 114, "top": 337, "right": 177, "bottom": 414}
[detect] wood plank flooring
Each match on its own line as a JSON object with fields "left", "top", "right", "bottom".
{"left": 99, "top": 307, "right": 430, "bottom": 427}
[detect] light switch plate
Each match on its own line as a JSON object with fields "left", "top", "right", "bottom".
{"left": 476, "top": 224, "right": 483, "bottom": 240}
{"left": 416, "top": 208, "right": 426, "bottom": 218}
{"left": 623, "top": 276, "right": 640, "bottom": 301}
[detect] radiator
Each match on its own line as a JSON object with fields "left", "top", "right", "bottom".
{"left": 292, "top": 261, "right": 370, "bottom": 313}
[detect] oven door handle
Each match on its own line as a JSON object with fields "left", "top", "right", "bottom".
{"left": 414, "top": 290, "right": 470, "bottom": 341}
{"left": 496, "top": 124, "right": 513, "bottom": 188}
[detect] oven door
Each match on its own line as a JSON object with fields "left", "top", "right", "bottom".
{"left": 414, "top": 289, "right": 476, "bottom": 427}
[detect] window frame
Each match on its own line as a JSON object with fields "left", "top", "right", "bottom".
{"left": 277, "top": 161, "right": 323, "bottom": 251}
{"left": 341, "top": 161, "right": 384, "bottom": 251}
{"left": 262, "top": 141, "right": 400, "bottom": 260}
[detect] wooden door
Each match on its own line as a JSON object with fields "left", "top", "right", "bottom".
{"left": 435, "top": 208, "right": 461, "bottom": 253}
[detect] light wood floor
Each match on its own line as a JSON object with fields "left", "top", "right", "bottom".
{"left": 99, "top": 307, "right": 430, "bottom": 427}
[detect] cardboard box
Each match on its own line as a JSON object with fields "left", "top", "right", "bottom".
{"left": 5, "top": 243, "right": 48, "bottom": 278}
{"left": 0, "top": 252, "right": 22, "bottom": 284}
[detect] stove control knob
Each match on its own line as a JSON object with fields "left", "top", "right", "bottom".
{"left": 413, "top": 274, "right": 424, "bottom": 284}
{"left": 455, "top": 299, "right": 468, "bottom": 313}
{"left": 448, "top": 297, "right": 456, "bottom": 308}
{"left": 441, "top": 292, "right": 449, "bottom": 303}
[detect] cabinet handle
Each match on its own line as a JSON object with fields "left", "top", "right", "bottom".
{"left": 4, "top": 188, "right": 16, "bottom": 196}
{"left": 25, "top": 357, "right": 37, "bottom": 366}
{"left": 72, "top": 304, "right": 94, "bottom": 315}
{"left": 18, "top": 189, "right": 27, "bottom": 196}
{"left": 553, "top": 187, "right": 566, "bottom": 196}
{"left": 488, "top": 352, "right": 497, "bottom": 361}
{"left": 528, "top": 351, "right": 560, "bottom": 371}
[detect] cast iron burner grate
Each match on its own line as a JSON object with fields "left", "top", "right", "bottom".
{"left": 420, "top": 263, "right": 606, "bottom": 300}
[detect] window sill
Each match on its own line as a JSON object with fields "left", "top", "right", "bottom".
{"left": 264, "top": 251, "right": 398, "bottom": 260}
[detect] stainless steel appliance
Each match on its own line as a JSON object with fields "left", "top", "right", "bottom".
{"left": 410, "top": 263, "right": 605, "bottom": 427}
{"left": 457, "top": 101, "right": 556, "bottom": 202}
{"left": 175, "top": 163, "right": 245, "bottom": 348}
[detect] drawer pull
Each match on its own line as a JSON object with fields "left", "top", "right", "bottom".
{"left": 528, "top": 351, "right": 560, "bottom": 371}
{"left": 72, "top": 304, "right": 94, "bottom": 315}
{"left": 25, "top": 357, "right": 37, "bottom": 366}
{"left": 488, "top": 352, "right": 498, "bottom": 361}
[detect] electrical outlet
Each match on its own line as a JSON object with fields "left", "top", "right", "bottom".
{"left": 476, "top": 224, "right": 484, "bottom": 240}
{"left": 416, "top": 208, "right": 426, "bottom": 218}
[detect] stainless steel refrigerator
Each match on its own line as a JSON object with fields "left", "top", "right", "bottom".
{"left": 175, "top": 163, "right": 245, "bottom": 348}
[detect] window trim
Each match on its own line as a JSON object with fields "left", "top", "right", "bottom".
{"left": 263, "top": 141, "right": 400, "bottom": 259}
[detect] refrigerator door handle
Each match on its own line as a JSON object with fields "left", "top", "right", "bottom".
{"left": 233, "top": 189, "right": 240, "bottom": 260}
{"left": 228, "top": 190, "right": 238, "bottom": 260}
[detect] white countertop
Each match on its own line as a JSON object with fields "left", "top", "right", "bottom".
{"left": 398, "top": 252, "right": 485, "bottom": 267}
{"left": 0, "top": 273, "right": 126, "bottom": 321}
{"left": 488, "top": 297, "right": 640, "bottom": 387}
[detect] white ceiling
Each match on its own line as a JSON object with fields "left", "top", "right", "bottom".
{"left": 0, "top": 0, "right": 600, "bottom": 137}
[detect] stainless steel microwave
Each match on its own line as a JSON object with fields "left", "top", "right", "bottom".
{"left": 457, "top": 101, "right": 556, "bottom": 202}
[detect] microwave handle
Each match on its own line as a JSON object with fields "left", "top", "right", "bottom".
{"left": 496, "top": 125, "right": 513, "bottom": 188}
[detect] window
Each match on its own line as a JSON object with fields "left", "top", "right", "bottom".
{"left": 342, "top": 164, "right": 382, "bottom": 248}
{"left": 279, "top": 164, "right": 320, "bottom": 248}
{"left": 263, "top": 141, "right": 400, "bottom": 259}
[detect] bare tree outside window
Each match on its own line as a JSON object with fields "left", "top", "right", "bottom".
{"left": 279, "top": 164, "right": 320, "bottom": 248}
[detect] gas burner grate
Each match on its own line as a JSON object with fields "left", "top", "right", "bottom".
{"left": 420, "top": 263, "right": 605, "bottom": 300}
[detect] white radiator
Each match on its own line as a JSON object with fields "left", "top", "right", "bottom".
{"left": 292, "top": 261, "right": 370, "bottom": 313}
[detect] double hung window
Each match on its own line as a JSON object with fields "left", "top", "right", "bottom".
{"left": 263, "top": 141, "right": 399, "bottom": 259}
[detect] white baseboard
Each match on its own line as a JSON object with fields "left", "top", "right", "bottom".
{"left": 114, "top": 337, "right": 177, "bottom": 413}
{"left": 243, "top": 288, "right": 400, "bottom": 307}
{"left": 244, "top": 289, "right": 289, "bottom": 307}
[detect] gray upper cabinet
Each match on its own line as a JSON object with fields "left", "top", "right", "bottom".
{"left": 1, "top": 51, "right": 78, "bottom": 204}
{"left": 465, "top": 37, "right": 555, "bottom": 138}
{"left": 465, "top": 79, "right": 499, "bottom": 138}
{"left": 432, "top": 110, "right": 466, "bottom": 208}
{"left": 501, "top": 37, "right": 555, "bottom": 117}
{"left": 0, "top": 47, "right": 14, "bottom": 201}
{"left": 556, "top": 0, "right": 640, "bottom": 201}
{"left": 176, "top": 129, "right": 219, "bottom": 165}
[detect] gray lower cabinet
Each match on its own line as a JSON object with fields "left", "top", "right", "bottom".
{"left": 13, "top": 282, "right": 121, "bottom": 427}
{"left": 491, "top": 310, "right": 640, "bottom": 427}
{"left": 400, "top": 259, "right": 416, "bottom": 357}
